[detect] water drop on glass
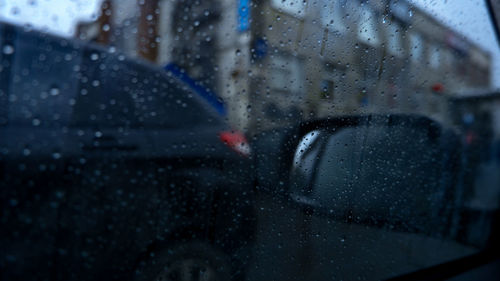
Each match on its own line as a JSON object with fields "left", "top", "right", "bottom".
{"left": 2, "top": 45, "right": 14, "bottom": 55}
{"left": 50, "top": 87, "right": 60, "bottom": 96}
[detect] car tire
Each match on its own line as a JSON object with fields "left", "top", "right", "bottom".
{"left": 135, "top": 241, "right": 232, "bottom": 281}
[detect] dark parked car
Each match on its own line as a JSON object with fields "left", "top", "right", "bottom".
{"left": 0, "top": 23, "right": 254, "bottom": 281}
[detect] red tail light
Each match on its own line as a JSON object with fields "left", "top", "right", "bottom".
{"left": 431, "top": 83, "right": 444, "bottom": 93}
{"left": 219, "top": 131, "right": 251, "bottom": 157}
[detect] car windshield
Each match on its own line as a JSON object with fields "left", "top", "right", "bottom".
{"left": 1, "top": 1, "right": 499, "bottom": 280}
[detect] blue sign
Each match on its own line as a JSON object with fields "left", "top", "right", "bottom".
{"left": 238, "top": 0, "right": 250, "bottom": 32}
{"left": 253, "top": 38, "right": 268, "bottom": 60}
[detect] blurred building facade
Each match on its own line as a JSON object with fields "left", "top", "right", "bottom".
{"left": 77, "top": 0, "right": 492, "bottom": 132}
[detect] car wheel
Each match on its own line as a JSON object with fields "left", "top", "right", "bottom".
{"left": 136, "top": 242, "right": 232, "bottom": 281}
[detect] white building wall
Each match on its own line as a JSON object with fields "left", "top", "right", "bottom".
{"left": 158, "top": 0, "right": 175, "bottom": 65}
{"left": 216, "top": 0, "right": 251, "bottom": 131}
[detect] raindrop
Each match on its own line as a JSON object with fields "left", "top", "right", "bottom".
{"left": 49, "top": 87, "right": 60, "bottom": 96}
{"left": 9, "top": 199, "right": 18, "bottom": 207}
{"left": 10, "top": 7, "right": 20, "bottom": 15}
{"left": 32, "top": 118, "right": 41, "bottom": 126}
{"left": 52, "top": 152, "right": 61, "bottom": 160}
{"left": 2, "top": 45, "right": 14, "bottom": 55}
{"left": 23, "top": 23, "right": 33, "bottom": 32}
{"left": 90, "top": 53, "right": 99, "bottom": 61}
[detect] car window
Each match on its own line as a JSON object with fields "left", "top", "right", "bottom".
{"left": 71, "top": 48, "right": 215, "bottom": 129}
{"left": 1, "top": 0, "right": 499, "bottom": 280}
{"left": 5, "top": 31, "right": 80, "bottom": 128}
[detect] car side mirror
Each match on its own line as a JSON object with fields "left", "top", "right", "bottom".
{"left": 288, "top": 114, "right": 462, "bottom": 236}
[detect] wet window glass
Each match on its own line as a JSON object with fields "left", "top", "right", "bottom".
{"left": 1, "top": 0, "right": 500, "bottom": 280}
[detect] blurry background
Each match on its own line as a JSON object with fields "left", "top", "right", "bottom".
{"left": 1, "top": 0, "right": 498, "bottom": 134}
{"left": 1, "top": 1, "right": 499, "bottom": 275}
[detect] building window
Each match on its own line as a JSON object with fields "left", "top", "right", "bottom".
{"left": 385, "top": 21, "right": 404, "bottom": 57}
{"left": 409, "top": 32, "right": 423, "bottom": 63}
{"left": 443, "top": 48, "right": 454, "bottom": 67}
{"left": 271, "top": 0, "right": 307, "bottom": 18}
{"left": 428, "top": 43, "right": 441, "bottom": 69}
{"left": 358, "top": 6, "right": 380, "bottom": 46}
{"left": 320, "top": 80, "right": 334, "bottom": 99}
{"left": 321, "top": 0, "right": 346, "bottom": 33}
{"left": 268, "top": 55, "right": 304, "bottom": 94}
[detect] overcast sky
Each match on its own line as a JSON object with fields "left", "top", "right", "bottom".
{"left": 0, "top": 0, "right": 498, "bottom": 87}
{"left": 0, "top": 0, "right": 100, "bottom": 36}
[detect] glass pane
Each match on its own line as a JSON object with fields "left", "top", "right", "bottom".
{"left": 1, "top": 0, "right": 499, "bottom": 280}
